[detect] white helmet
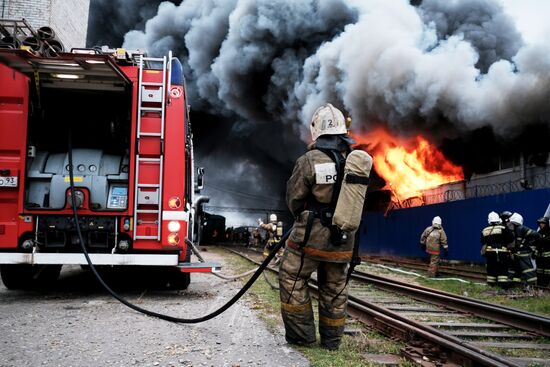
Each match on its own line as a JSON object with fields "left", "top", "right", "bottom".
{"left": 510, "top": 213, "right": 523, "bottom": 225}
{"left": 310, "top": 103, "right": 347, "bottom": 141}
{"left": 432, "top": 216, "right": 442, "bottom": 226}
{"left": 488, "top": 211, "right": 501, "bottom": 224}
{"left": 269, "top": 214, "right": 277, "bottom": 222}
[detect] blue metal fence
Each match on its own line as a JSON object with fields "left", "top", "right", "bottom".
{"left": 358, "top": 188, "right": 550, "bottom": 262}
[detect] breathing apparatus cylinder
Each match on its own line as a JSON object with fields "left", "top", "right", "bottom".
{"left": 332, "top": 150, "right": 372, "bottom": 232}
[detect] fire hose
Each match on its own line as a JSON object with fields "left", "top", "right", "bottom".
{"left": 184, "top": 238, "right": 262, "bottom": 281}
{"left": 67, "top": 134, "right": 287, "bottom": 323}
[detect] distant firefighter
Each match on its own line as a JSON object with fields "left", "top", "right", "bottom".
{"left": 252, "top": 228, "right": 262, "bottom": 247}
{"left": 509, "top": 213, "right": 540, "bottom": 291}
{"left": 259, "top": 214, "right": 283, "bottom": 257}
{"left": 481, "top": 212, "right": 515, "bottom": 288}
{"left": 535, "top": 217, "right": 550, "bottom": 287}
{"left": 420, "top": 216, "right": 448, "bottom": 277}
{"left": 500, "top": 210, "right": 513, "bottom": 225}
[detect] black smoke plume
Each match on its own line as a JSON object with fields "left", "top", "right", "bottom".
{"left": 87, "top": 0, "right": 550, "bottom": 224}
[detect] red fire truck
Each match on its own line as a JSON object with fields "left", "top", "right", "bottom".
{"left": 0, "top": 40, "right": 219, "bottom": 289}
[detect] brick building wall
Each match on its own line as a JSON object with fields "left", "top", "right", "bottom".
{"left": 1, "top": 0, "right": 90, "bottom": 49}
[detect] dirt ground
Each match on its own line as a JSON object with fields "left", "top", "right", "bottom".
{"left": 0, "top": 250, "right": 309, "bottom": 367}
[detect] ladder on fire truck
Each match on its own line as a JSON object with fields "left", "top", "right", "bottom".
{"left": 133, "top": 53, "right": 171, "bottom": 240}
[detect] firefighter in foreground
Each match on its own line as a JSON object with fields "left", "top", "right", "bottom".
{"left": 481, "top": 211, "right": 514, "bottom": 288}
{"left": 535, "top": 217, "right": 550, "bottom": 286}
{"left": 278, "top": 103, "right": 372, "bottom": 350}
{"left": 420, "top": 216, "right": 448, "bottom": 277}
{"left": 508, "top": 213, "right": 539, "bottom": 290}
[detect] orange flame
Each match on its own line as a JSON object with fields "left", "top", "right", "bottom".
{"left": 353, "top": 128, "right": 464, "bottom": 201}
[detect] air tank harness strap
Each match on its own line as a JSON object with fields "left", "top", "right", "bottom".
{"left": 345, "top": 174, "right": 370, "bottom": 185}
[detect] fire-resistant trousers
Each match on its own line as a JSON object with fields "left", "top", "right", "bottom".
{"left": 278, "top": 249, "right": 349, "bottom": 350}
{"left": 512, "top": 250, "right": 537, "bottom": 286}
{"left": 537, "top": 253, "right": 550, "bottom": 287}
{"left": 485, "top": 251, "right": 511, "bottom": 288}
{"left": 428, "top": 254, "right": 440, "bottom": 277}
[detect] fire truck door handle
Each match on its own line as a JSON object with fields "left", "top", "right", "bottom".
{"left": 0, "top": 169, "right": 10, "bottom": 175}
{"left": 160, "top": 139, "right": 164, "bottom": 155}
{"left": 136, "top": 138, "right": 140, "bottom": 155}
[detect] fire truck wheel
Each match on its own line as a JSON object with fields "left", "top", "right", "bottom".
{"left": 0, "top": 264, "right": 35, "bottom": 290}
{"left": 167, "top": 271, "right": 190, "bottom": 290}
{"left": 35, "top": 265, "right": 62, "bottom": 287}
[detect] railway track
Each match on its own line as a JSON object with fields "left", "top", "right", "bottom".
{"left": 365, "top": 256, "right": 487, "bottom": 281}
{"left": 364, "top": 256, "right": 550, "bottom": 292}
{"left": 224, "top": 246, "right": 550, "bottom": 367}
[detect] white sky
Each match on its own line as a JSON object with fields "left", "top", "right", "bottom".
{"left": 499, "top": 0, "right": 550, "bottom": 44}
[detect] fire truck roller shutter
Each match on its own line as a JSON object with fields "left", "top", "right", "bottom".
{"left": 26, "top": 149, "right": 129, "bottom": 210}
{"left": 332, "top": 150, "right": 373, "bottom": 232}
{"left": 170, "top": 57, "right": 184, "bottom": 86}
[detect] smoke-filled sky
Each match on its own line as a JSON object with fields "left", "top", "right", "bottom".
{"left": 87, "top": 0, "right": 550, "bottom": 226}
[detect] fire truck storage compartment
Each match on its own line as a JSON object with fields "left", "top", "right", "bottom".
{"left": 25, "top": 86, "right": 132, "bottom": 211}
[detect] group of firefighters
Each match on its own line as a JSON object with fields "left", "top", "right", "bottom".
{"left": 481, "top": 211, "right": 550, "bottom": 290}
{"left": 418, "top": 211, "right": 550, "bottom": 290}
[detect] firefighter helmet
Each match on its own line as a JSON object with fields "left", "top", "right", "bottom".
{"left": 310, "top": 103, "right": 347, "bottom": 141}
{"left": 488, "top": 211, "right": 501, "bottom": 224}
{"left": 510, "top": 213, "right": 523, "bottom": 225}
{"left": 432, "top": 216, "right": 442, "bottom": 226}
{"left": 269, "top": 213, "right": 277, "bottom": 223}
{"left": 500, "top": 211, "right": 512, "bottom": 220}
{"left": 537, "top": 217, "right": 549, "bottom": 225}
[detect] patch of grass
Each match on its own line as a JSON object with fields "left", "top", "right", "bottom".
{"left": 417, "top": 277, "right": 550, "bottom": 316}
{"left": 487, "top": 346, "right": 549, "bottom": 359}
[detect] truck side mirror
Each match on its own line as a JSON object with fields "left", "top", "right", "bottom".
{"left": 196, "top": 167, "right": 205, "bottom": 191}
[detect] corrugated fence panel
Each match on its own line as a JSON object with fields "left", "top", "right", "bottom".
{"left": 359, "top": 188, "right": 550, "bottom": 262}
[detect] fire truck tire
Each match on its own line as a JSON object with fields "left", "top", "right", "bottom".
{"left": 0, "top": 264, "right": 35, "bottom": 290}
{"left": 35, "top": 265, "right": 62, "bottom": 287}
{"left": 167, "top": 271, "right": 190, "bottom": 290}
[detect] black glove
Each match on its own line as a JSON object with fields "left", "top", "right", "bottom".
{"left": 420, "top": 243, "right": 426, "bottom": 251}
{"left": 443, "top": 248, "right": 449, "bottom": 257}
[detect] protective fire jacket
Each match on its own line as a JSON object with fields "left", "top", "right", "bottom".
{"left": 535, "top": 227, "right": 550, "bottom": 258}
{"left": 512, "top": 225, "right": 540, "bottom": 253}
{"left": 260, "top": 222, "right": 277, "bottom": 240}
{"left": 420, "top": 225, "right": 448, "bottom": 255}
{"left": 286, "top": 147, "right": 353, "bottom": 263}
{"left": 480, "top": 224, "right": 514, "bottom": 255}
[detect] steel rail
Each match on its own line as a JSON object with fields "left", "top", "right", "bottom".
{"left": 353, "top": 271, "right": 550, "bottom": 337}
{"left": 309, "top": 282, "right": 520, "bottom": 367}
{"left": 366, "top": 257, "right": 487, "bottom": 281}
{"left": 224, "top": 247, "right": 523, "bottom": 366}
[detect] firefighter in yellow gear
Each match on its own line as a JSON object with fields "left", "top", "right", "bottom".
{"left": 481, "top": 212, "right": 515, "bottom": 287}
{"left": 259, "top": 214, "right": 283, "bottom": 258}
{"left": 420, "top": 216, "right": 448, "bottom": 277}
{"left": 509, "top": 213, "right": 539, "bottom": 290}
{"left": 278, "top": 103, "right": 372, "bottom": 350}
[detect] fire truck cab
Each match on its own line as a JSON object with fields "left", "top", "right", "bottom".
{"left": 0, "top": 45, "right": 220, "bottom": 290}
